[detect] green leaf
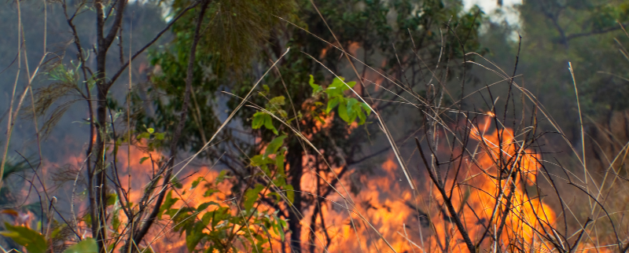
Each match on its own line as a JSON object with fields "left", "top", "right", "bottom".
{"left": 278, "top": 109, "right": 288, "bottom": 118}
{"left": 260, "top": 164, "right": 271, "bottom": 175}
{"left": 357, "top": 106, "right": 367, "bottom": 125}
{"left": 273, "top": 177, "right": 285, "bottom": 188}
{"left": 263, "top": 114, "right": 278, "bottom": 135}
{"left": 0, "top": 223, "right": 48, "bottom": 253}
{"left": 204, "top": 188, "right": 220, "bottom": 197}
{"left": 265, "top": 135, "right": 287, "bottom": 156}
{"left": 330, "top": 76, "right": 346, "bottom": 90}
{"left": 191, "top": 177, "right": 204, "bottom": 189}
{"left": 284, "top": 184, "right": 295, "bottom": 204}
{"left": 326, "top": 96, "right": 341, "bottom": 114}
{"left": 201, "top": 212, "right": 213, "bottom": 226}
{"left": 107, "top": 243, "right": 115, "bottom": 252}
{"left": 171, "top": 177, "right": 183, "bottom": 189}
{"left": 309, "top": 75, "right": 322, "bottom": 96}
{"left": 147, "top": 128, "right": 155, "bottom": 134}
{"left": 346, "top": 80, "right": 357, "bottom": 88}
{"left": 271, "top": 221, "right": 279, "bottom": 235}
{"left": 84, "top": 213, "right": 92, "bottom": 224}
{"left": 197, "top": 201, "right": 219, "bottom": 211}
{"left": 137, "top": 132, "right": 150, "bottom": 140}
{"left": 155, "top": 132, "right": 165, "bottom": 140}
{"left": 215, "top": 170, "right": 228, "bottom": 184}
{"left": 186, "top": 223, "right": 206, "bottom": 251}
{"left": 252, "top": 112, "right": 266, "bottom": 129}
{"left": 63, "top": 238, "right": 98, "bottom": 253}
{"left": 112, "top": 209, "right": 121, "bottom": 231}
{"left": 268, "top": 96, "right": 285, "bottom": 106}
{"left": 325, "top": 85, "right": 342, "bottom": 97}
{"left": 268, "top": 192, "right": 282, "bottom": 203}
{"left": 346, "top": 98, "right": 359, "bottom": 118}
{"left": 251, "top": 154, "right": 268, "bottom": 167}
{"left": 244, "top": 184, "right": 265, "bottom": 210}
{"left": 106, "top": 193, "right": 118, "bottom": 207}
{"left": 279, "top": 219, "right": 288, "bottom": 231}
{"left": 159, "top": 191, "right": 179, "bottom": 219}
{"left": 325, "top": 76, "right": 356, "bottom": 98}
{"left": 361, "top": 103, "right": 372, "bottom": 116}
{"left": 139, "top": 156, "right": 149, "bottom": 164}
{"left": 277, "top": 220, "right": 286, "bottom": 241}
{"left": 275, "top": 154, "right": 285, "bottom": 176}
{"left": 338, "top": 100, "right": 350, "bottom": 123}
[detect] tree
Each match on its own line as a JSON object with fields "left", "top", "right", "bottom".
{"left": 485, "top": 0, "right": 629, "bottom": 143}
{"left": 0, "top": 0, "right": 484, "bottom": 251}
{"left": 144, "top": 0, "right": 484, "bottom": 251}
{"left": 9, "top": 0, "right": 209, "bottom": 251}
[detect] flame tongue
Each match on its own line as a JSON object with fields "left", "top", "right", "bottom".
{"left": 300, "top": 112, "right": 557, "bottom": 252}
{"left": 77, "top": 112, "right": 559, "bottom": 252}
{"left": 430, "top": 113, "right": 556, "bottom": 251}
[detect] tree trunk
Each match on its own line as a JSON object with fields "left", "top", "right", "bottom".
{"left": 94, "top": 40, "right": 109, "bottom": 253}
{"left": 288, "top": 141, "right": 304, "bottom": 252}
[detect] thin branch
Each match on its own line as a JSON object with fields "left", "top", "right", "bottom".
{"left": 415, "top": 137, "right": 476, "bottom": 252}
{"left": 107, "top": 1, "right": 201, "bottom": 86}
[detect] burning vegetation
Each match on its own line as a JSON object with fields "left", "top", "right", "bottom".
{"left": 3, "top": 0, "right": 629, "bottom": 252}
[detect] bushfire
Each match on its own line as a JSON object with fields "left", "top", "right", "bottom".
{"left": 297, "top": 112, "right": 558, "bottom": 252}
{"left": 19, "top": 112, "right": 600, "bottom": 252}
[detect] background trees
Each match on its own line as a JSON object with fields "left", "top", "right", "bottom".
{"left": 476, "top": 0, "right": 629, "bottom": 142}
{"left": 2, "top": 0, "right": 629, "bottom": 252}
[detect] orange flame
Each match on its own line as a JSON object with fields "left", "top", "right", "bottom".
{"left": 57, "top": 111, "right": 576, "bottom": 252}
{"left": 298, "top": 112, "right": 559, "bottom": 252}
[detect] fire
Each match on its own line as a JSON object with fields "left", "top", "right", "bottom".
{"left": 44, "top": 139, "right": 233, "bottom": 252}
{"left": 425, "top": 113, "right": 556, "bottom": 251}
{"left": 298, "top": 112, "right": 558, "bottom": 252}
{"left": 47, "top": 111, "right": 573, "bottom": 252}
{"left": 107, "top": 143, "right": 235, "bottom": 252}
{"left": 317, "top": 41, "right": 361, "bottom": 61}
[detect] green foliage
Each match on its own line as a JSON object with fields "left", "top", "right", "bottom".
{"left": 0, "top": 223, "right": 47, "bottom": 253}
{"left": 252, "top": 111, "right": 277, "bottom": 134}
{"left": 0, "top": 222, "right": 100, "bottom": 253}
{"left": 477, "top": 0, "right": 629, "bottom": 139}
{"left": 309, "top": 75, "right": 371, "bottom": 125}
{"left": 249, "top": 135, "right": 293, "bottom": 204}
{"left": 141, "top": 36, "right": 221, "bottom": 154}
{"left": 134, "top": 126, "right": 166, "bottom": 152}
{"left": 159, "top": 173, "right": 289, "bottom": 252}
{"left": 168, "top": 0, "right": 298, "bottom": 71}
{"left": 252, "top": 93, "right": 289, "bottom": 135}
{"left": 154, "top": 122, "right": 293, "bottom": 252}
{"left": 62, "top": 238, "right": 98, "bottom": 253}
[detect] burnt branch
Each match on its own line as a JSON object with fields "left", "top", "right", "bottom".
{"left": 415, "top": 137, "right": 476, "bottom": 252}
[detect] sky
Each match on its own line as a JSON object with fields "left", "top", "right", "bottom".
{"left": 464, "top": 0, "right": 523, "bottom": 26}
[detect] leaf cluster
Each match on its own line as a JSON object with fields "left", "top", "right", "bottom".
{"left": 158, "top": 169, "right": 289, "bottom": 252}
{"left": 309, "top": 75, "right": 371, "bottom": 125}
{"left": 0, "top": 222, "right": 97, "bottom": 253}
